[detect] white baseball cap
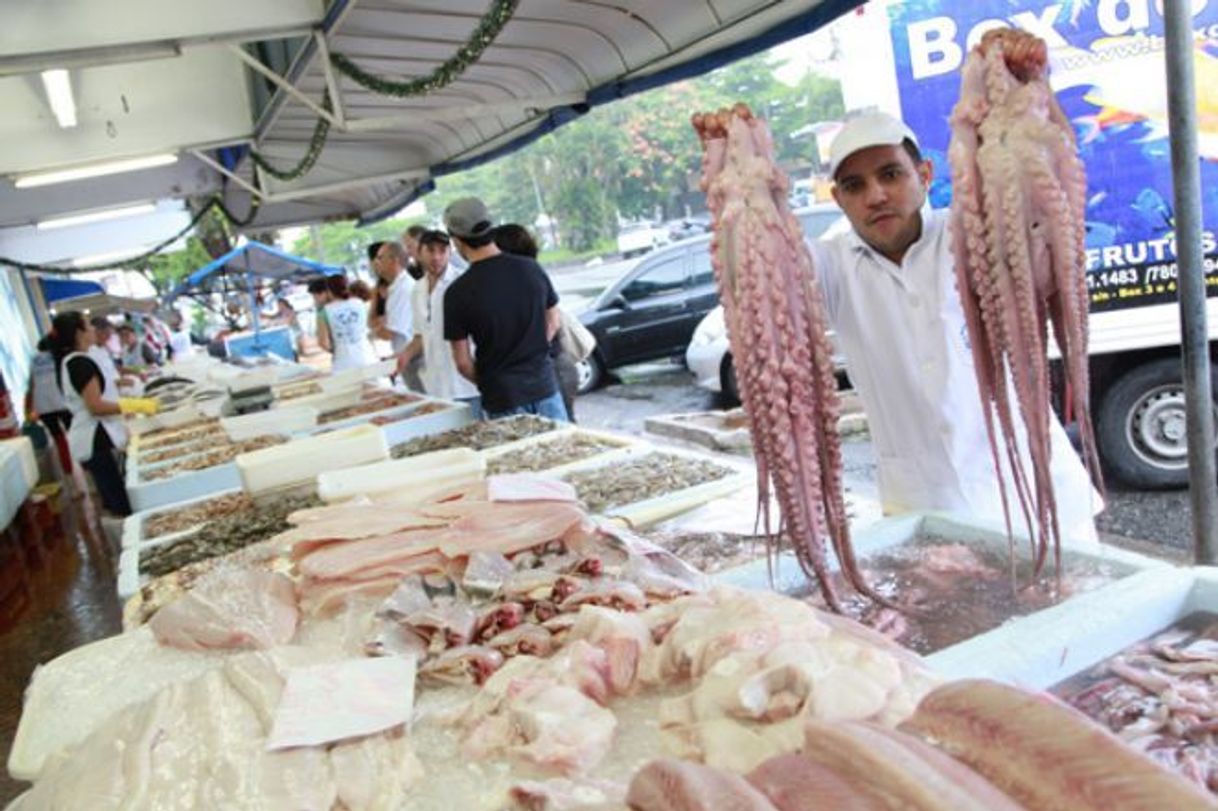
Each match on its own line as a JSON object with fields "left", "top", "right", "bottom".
{"left": 828, "top": 111, "right": 919, "bottom": 179}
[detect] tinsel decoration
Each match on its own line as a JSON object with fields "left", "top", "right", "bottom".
{"left": 330, "top": 0, "right": 518, "bottom": 97}
{"left": 249, "top": 91, "right": 333, "bottom": 183}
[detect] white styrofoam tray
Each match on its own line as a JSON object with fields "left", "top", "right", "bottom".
{"left": 711, "top": 511, "right": 1171, "bottom": 671}
{"left": 308, "top": 394, "right": 437, "bottom": 438}
{"left": 236, "top": 424, "right": 389, "bottom": 496}
{"left": 557, "top": 443, "right": 753, "bottom": 528}
{"left": 377, "top": 401, "right": 475, "bottom": 446}
{"left": 125, "top": 457, "right": 242, "bottom": 514}
{"left": 927, "top": 565, "right": 1209, "bottom": 690}
{"left": 482, "top": 426, "right": 648, "bottom": 477}
{"left": 120, "top": 487, "right": 244, "bottom": 551}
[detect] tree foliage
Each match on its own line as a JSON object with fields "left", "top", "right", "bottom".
{"left": 293, "top": 50, "right": 843, "bottom": 259}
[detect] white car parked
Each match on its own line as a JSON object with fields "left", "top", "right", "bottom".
{"left": 685, "top": 204, "right": 850, "bottom": 403}
{"left": 616, "top": 221, "right": 669, "bottom": 258}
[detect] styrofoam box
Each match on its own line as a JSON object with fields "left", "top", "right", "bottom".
{"left": 317, "top": 447, "right": 484, "bottom": 503}
{"left": 482, "top": 426, "right": 647, "bottom": 477}
{"left": 307, "top": 395, "right": 431, "bottom": 438}
{"left": 376, "top": 401, "right": 474, "bottom": 446}
{"left": 125, "top": 451, "right": 243, "bottom": 514}
{"left": 927, "top": 565, "right": 1209, "bottom": 690}
{"left": 272, "top": 385, "right": 363, "bottom": 414}
{"left": 236, "top": 424, "right": 389, "bottom": 495}
{"left": 133, "top": 401, "right": 202, "bottom": 433}
{"left": 557, "top": 443, "right": 753, "bottom": 528}
{"left": 221, "top": 405, "right": 319, "bottom": 441}
{"left": 712, "top": 512, "right": 1170, "bottom": 670}
{"left": 319, "top": 359, "right": 396, "bottom": 393}
{"left": 120, "top": 487, "right": 244, "bottom": 551}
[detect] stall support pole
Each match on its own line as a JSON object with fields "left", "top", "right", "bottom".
{"left": 1164, "top": 0, "right": 1218, "bottom": 564}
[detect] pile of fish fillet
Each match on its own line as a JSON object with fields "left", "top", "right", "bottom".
{"left": 9, "top": 471, "right": 1212, "bottom": 809}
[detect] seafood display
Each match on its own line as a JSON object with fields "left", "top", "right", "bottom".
{"left": 135, "top": 421, "right": 224, "bottom": 450}
{"left": 563, "top": 452, "right": 733, "bottom": 513}
{"left": 391, "top": 414, "right": 559, "bottom": 458}
{"left": 141, "top": 435, "right": 286, "bottom": 481}
{"left": 318, "top": 392, "right": 420, "bottom": 424}
{"left": 143, "top": 492, "right": 255, "bottom": 539}
{"left": 139, "top": 494, "right": 320, "bottom": 579}
{"left": 627, "top": 679, "right": 1214, "bottom": 810}
{"left": 694, "top": 104, "right": 860, "bottom": 611}
{"left": 948, "top": 27, "right": 1102, "bottom": 568}
{"left": 1056, "top": 613, "right": 1218, "bottom": 791}
{"left": 798, "top": 539, "right": 1128, "bottom": 654}
{"left": 487, "top": 433, "right": 625, "bottom": 475}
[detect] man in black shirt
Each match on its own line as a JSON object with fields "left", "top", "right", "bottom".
{"left": 442, "top": 197, "right": 568, "bottom": 421}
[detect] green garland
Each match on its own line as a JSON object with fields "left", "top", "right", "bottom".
{"left": 249, "top": 91, "right": 332, "bottom": 183}
{"left": 330, "top": 0, "right": 518, "bottom": 97}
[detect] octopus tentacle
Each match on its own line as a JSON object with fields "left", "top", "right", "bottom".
{"left": 949, "top": 28, "right": 1101, "bottom": 578}
{"left": 694, "top": 107, "right": 884, "bottom": 611}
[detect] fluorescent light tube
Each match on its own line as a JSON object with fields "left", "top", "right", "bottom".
{"left": 37, "top": 203, "right": 157, "bottom": 230}
{"left": 41, "top": 69, "right": 76, "bottom": 128}
{"left": 15, "top": 153, "right": 178, "bottom": 188}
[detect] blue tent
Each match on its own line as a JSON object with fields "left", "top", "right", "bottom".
{"left": 166, "top": 241, "right": 342, "bottom": 301}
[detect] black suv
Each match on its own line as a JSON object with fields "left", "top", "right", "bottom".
{"left": 575, "top": 204, "right": 841, "bottom": 392}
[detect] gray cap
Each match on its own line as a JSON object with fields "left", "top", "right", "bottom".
{"left": 443, "top": 197, "right": 494, "bottom": 239}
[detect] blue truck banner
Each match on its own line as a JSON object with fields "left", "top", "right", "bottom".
{"left": 888, "top": 0, "right": 1218, "bottom": 312}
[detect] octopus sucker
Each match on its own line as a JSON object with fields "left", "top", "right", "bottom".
{"left": 692, "top": 106, "right": 884, "bottom": 611}
{"left": 949, "top": 28, "right": 1103, "bottom": 575}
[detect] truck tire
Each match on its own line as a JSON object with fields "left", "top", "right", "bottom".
{"left": 1096, "top": 357, "right": 1217, "bottom": 489}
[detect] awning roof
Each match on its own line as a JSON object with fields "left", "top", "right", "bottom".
{"left": 48, "top": 292, "right": 157, "bottom": 316}
{"left": 0, "top": 0, "right": 860, "bottom": 235}
{"left": 167, "top": 241, "right": 342, "bottom": 300}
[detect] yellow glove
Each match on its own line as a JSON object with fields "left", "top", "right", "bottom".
{"left": 119, "top": 397, "right": 160, "bottom": 416}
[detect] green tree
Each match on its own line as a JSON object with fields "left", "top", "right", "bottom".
{"left": 140, "top": 236, "right": 214, "bottom": 296}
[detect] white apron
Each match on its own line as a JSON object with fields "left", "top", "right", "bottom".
{"left": 60, "top": 351, "right": 128, "bottom": 462}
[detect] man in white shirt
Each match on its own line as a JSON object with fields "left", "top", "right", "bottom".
{"left": 395, "top": 230, "right": 481, "bottom": 414}
{"left": 811, "top": 111, "right": 1100, "bottom": 543}
{"left": 371, "top": 240, "right": 423, "bottom": 390}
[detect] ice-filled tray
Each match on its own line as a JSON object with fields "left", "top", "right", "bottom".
{"left": 236, "top": 424, "right": 388, "bottom": 496}
{"left": 221, "top": 405, "right": 318, "bottom": 441}
{"left": 483, "top": 427, "right": 646, "bottom": 477}
{"left": 309, "top": 393, "right": 427, "bottom": 436}
{"left": 132, "top": 401, "right": 203, "bottom": 433}
{"left": 558, "top": 444, "right": 752, "bottom": 528}
{"left": 120, "top": 488, "right": 246, "bottom": 551}
{"left": 317, "top": 447, "right": 484, "bottom": 503}
{"left": 713, "top": 512, "right": 1169, "bottom": 659}
{"left": 927, "top": 564, "right": 1204, "bottom": 689}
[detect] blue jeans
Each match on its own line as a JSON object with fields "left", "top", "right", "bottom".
{"left": 484, "top": 390, "right": 570, "bottom": 422}
{"left": 456, "top": 396, "right": 483, "bottom": 421}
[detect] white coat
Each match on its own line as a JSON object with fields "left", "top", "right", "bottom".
{"left": 60, "top": 351, "right": 127, "bottom": 462}
{"left": 810, "top": 208, "right": 1101, "bottom": 544}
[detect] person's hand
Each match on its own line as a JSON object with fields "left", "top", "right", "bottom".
{"left": 119, "top": 397, "right": 160, "bottom": 416}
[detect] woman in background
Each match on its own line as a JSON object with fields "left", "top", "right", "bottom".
{"left": 26, "top": 336, "right": 73, "bottom": 473}
{"left": 320, "top": 275, "right": 379, "bottom": 373}
{"left": 494, "top": 224, "right": 581, "bottom": 422}
{"left": 48, "top": 311, "right": 154, "bottom": 517}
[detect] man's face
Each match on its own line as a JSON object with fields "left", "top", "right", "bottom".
{"left": 119, "top": 329, "right": 135, "bottom": 347}
{"left": 419, "top": 242, "right": 449, "bottom": 277}
{"left": 94, "top": 326, "right": 110, "bottom": 347}
{"left": 831, "top": 144, "right": 932, "bottom": 264}
{"left": 373, "top": 244, "right": 401, "bottom": 282}
{"left": 404, "top": 235, "right": 420, "bottom": 261}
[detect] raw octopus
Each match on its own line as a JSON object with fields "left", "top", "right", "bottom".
{"left": 948, "top": 28, "right": 1102, "bottom": 572}
{"left": 692, "top": 104, "right": 868, "bottom": 611}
